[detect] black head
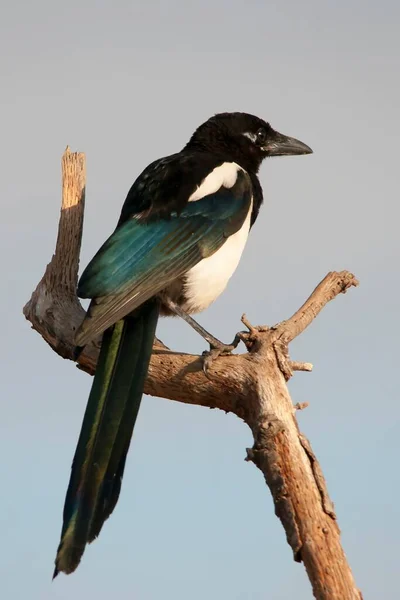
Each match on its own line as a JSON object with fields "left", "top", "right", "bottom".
{"left": 185, "top": 112, "right": 312, "bottom": 173}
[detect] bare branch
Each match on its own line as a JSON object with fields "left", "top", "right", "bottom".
{"left": 291, "top": 361, "right": 313, "bottom": 372}
{"left": 294, "top": 402, "right": 309, "bottom": 411}
{"left": 23, "top": 148, "right": 363, "bottom": 599}
{"left": 277, "top": 271, "right": 359, "bottom": 345}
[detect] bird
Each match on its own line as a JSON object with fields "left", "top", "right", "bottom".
{"left": 53, "top": 112, "right": 312, "bottom": 577}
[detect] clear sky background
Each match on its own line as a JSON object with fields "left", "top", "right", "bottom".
{"left": 1, "top": 1, "right": 399, "bottom": 598}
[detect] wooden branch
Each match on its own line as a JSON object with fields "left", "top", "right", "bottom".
{"left": 23, "top": 148, "right": 363, "bottom": 599}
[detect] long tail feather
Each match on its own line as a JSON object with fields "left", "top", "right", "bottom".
{"left": 53, "top": 299, "right": 159, "bottom": 577}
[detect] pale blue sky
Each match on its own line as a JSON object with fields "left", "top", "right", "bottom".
{"left": 1, "top": 1, "right": 399, "bottom": 598}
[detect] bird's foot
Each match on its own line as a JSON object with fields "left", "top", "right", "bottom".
{"left": 232, "top": 314, "right": 270, "bottom": 352}
{"left": 202, "top": 334, "right": 242, "bottom": 377}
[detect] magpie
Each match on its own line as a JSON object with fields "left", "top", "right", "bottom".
{"left": 53, "top": 112, "right": 312, "bottom": 576}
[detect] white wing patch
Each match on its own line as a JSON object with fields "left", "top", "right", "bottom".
{"left": 189, "top": 162, "right": 241, "bottom": 202}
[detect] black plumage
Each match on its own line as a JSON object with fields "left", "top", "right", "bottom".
{"left": 53, "top": 111, "right": 312, "bottom": 576}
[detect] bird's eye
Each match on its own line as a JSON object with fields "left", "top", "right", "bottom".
{"left": 256, "top": 128, "right": 267, "bottom": 144}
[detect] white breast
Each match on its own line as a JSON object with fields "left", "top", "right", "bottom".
{"left": 182, "top": 199, "right": 253, "bottom": 314}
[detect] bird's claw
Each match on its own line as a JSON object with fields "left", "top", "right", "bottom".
{"left": 200, "top": 318, "right": 268, "bottom": 377}
{"left": 202, "top": 338, "right": 240, "bottom": 378}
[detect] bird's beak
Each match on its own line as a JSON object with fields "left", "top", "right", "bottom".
{"left": 263, "top": 130, "right": 313, "bottom": 156}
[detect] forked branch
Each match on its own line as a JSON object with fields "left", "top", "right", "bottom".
{"left": 23, "top": 149, "right": 362, "bottom": 599}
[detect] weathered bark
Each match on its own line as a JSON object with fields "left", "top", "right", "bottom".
{"left": 23, "top": 148, "right": 363, "bottom": 599}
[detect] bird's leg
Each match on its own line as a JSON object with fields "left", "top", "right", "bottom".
{"left": 161, "top": 298, "right": 243, "bottom": 373}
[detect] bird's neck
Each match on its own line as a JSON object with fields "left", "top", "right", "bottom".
{"left": 248, "top": 172, "right": 263, "bottom": 227}
{"left": 183, "top": 141, "right": 261, "bottom": 176}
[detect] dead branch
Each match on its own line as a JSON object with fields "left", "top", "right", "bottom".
{"left": 23, "top": 148, "right": 363, "bottom": 599}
